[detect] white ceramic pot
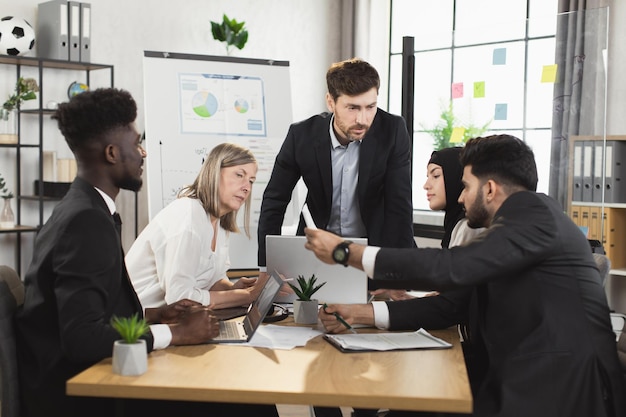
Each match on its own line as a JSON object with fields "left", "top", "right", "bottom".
{"left": 112, "top": 339, "right": 148, "bottom": 376}
{"left": 293, "top": 299, "right": 319, "bottom": 324}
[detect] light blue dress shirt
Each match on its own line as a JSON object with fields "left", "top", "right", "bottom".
{"left": 327, "top": 114, "right": 367, "bottom": 238}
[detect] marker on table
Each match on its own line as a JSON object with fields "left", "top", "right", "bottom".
{"left": 323, "top": 303, "right": 356, "bottom": 333}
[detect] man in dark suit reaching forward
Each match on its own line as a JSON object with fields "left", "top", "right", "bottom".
{"left": 14, "top": 88, "right": 279, "bottom": 417}
{"left": 258, "top": 58, "right": 415, "bottom": 280}
{"left": 306, "top": 134, "right": 626, "bottom": 417}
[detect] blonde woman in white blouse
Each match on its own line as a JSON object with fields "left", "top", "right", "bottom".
{"left": 126, "top": 143, "right": 261, "bottom": 310}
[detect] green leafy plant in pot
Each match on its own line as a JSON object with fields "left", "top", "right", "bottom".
{"left": 289, "top": 274, "right": 326, "bottom": 324}
{"left": 210, "top": 14, "right": 248, "bottom": 55}
{"left": 110, "top": 313, "right": 150, "bottom": 376}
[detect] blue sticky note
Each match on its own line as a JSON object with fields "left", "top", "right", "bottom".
{"left": 493, "top": 48, "right": 506, "bottom": 65}
{"left": 494, "top": 103, "right": 508, "bottom": 120}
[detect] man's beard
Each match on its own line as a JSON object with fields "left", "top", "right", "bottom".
{"left": 118, "top": 177, "right": 143, "bottom": 192}
{"left": 466, "top": 187, "right": 489, "bottom": 229}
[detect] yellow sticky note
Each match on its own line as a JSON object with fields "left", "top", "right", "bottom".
{"left": 541, "top": 64, "right": 558, "bottom": 83}
{"left": 473, "top": 81, "right": 485, "bottom": 98}
{"left": 450, "top": 127, "right": 465, "bottom": 143}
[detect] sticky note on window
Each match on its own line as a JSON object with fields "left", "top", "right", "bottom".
{"left": 450, "top": 127, "right": 465, "bottom": 143}
{"left": 494, "top": 103, "right": 508, "bottom": 120}
{"left": 473, "top": 81, "right": 485, "bottom": 98}
{"left": 541, "top": 64, "right": 558, "bottom": 83}
{"left": 451, "top": 82, "right": 464, "bottom": 99}
{"left": 493, "top": 48, "right": 506, "bottom": 65}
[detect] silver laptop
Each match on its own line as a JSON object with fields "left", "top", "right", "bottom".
{"left": 208, "top": 271, "right": 282, "bottom": 343}
{"left": 266, "top": 235, "right": 369, "bottom": 304}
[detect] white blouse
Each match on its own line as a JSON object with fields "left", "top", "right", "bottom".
{"left": 126, "top": 197, "right": 230, "bottom": 308}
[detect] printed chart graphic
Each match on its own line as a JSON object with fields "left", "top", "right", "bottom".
{"left": 191, "top": 91, "right": 219, "bottom": 117}
{"left": 179, "top": 73, "right": 267, "bottom": 136}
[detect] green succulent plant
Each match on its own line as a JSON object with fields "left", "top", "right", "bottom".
{"left": 110, "top": 313, "right": 149, "bottom": 344}
{"left": 210, "top": 14, "right": 248, "bottom": 55}
{"left": 288, "top": 274, "right": 326, "bottom": 301}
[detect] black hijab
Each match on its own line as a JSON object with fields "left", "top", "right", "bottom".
{"left": 427, "top": 146, "right": 465, "bottom": 248}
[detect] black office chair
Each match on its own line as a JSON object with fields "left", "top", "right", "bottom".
{"left": 0, "top": 265, "right": 24, "bottom": 417}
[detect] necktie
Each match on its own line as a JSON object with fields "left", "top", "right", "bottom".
{"left": 112, "top": 212, "right": 122, "bottom": 237}
{"left": 113, "top": 211, "right": 143, "bottom": 313}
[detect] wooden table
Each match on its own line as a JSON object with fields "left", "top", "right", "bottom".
{"left": 67, "top": 324, "right": 472, "bottom": 414}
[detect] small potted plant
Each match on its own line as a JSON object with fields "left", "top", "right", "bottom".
{"left": 210, "top": 14, "right": 248, "bottom": 55}
{"left": 289, "top": 274, "right": 326, "bottom": 324}
{"left": 110, "top": 313, "right": 150, "bottom": 376}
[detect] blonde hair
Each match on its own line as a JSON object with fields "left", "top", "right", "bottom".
{"left": 178, "top": 143, "right": 257, "bottom": 237}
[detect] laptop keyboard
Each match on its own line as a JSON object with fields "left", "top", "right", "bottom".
{"left": 218, "top": 320, "right": 241, "bottom": 339}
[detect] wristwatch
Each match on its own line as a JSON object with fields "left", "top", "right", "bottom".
{"left": 332, "top": 240, "right": 353, "bottom": 267}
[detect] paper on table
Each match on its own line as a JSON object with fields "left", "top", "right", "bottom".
{"left": 323, "top": 328, "right": 452, "bottom": 352}
{"left": 222, "top": 324, "right": 323, "bottom": 350}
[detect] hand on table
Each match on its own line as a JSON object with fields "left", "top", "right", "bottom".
{"left": 169, "top": 306, "right": 219, "bottom": 345}
{"left": 145, "top": 299, "right": 202, "bottom": 324}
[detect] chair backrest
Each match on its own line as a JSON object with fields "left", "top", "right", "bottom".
{"left": 592, "top": 253, "right": 611, "bottom": 287}
{"left": 0, "top": 265, "right": 24, "bottom": 417}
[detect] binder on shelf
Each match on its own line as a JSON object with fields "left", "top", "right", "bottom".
{"left": 79, "top": 2, "right": 91, "bottom": 62}
{"left": 37, "top": 0, "right": 69, "bottom": 61}
{"left": 42, "top": 151, "right": 57, "bottom": 181}
{"left": 68, "top": 1, "right": 81, "bottom": 61}
{"left": 592, "top": 142, "right": 605, "bottom": 202}
{"left": 572, "top": 141, "right": 583, "bottom": 202}
{"left": 605, "top": 141, "right": 626, "bottom": 204}
{"left": 580, "top": 206, "right": 591, "bottom": 238}
{"left": 589, "top": 206, "right": 601, "bottom": 240}
{"left": 582, "top": 141, "right": 594, "bottom": 202}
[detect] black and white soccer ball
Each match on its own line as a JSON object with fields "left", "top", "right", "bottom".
{"left": 0, "top": 16, "right": 36, "bottom": 56}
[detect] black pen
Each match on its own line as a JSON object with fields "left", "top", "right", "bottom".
{"left": 323, "top": 303, "right": 356, "bottom": 333}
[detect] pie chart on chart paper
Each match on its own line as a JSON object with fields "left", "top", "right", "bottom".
{"left": 192, "top": 91, "right": 219, "bottom": 118}
{"left": 234, "top": 98, "right": 249, "bottom": 114}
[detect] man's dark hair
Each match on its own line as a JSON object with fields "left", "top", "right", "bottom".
{"left": 326, "top": 58, "right": 380, "bottom": 101}
{"left": 52, "top": 88, "right": 137, "bottom": 152}
{"left": 460, "top": 134, "right": 538, "bottom": 192}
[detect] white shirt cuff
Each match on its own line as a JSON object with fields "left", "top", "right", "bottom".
{"left": 372, "top": 300, "right": 391, "bottom": 329}
{"left": 362, "top": 246, "right": 380, "bottom": 278}
{"left": 150, "top": 324, "right": 172, "bottom": 350}
{"left": 258, "top": 266, "right": 267, "bottom": 272}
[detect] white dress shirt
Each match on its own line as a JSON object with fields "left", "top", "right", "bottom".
{"left": 126, "top": 197, "right": 231, "bottom": 309}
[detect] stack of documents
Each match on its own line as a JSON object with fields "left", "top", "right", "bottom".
{"left": 323, "top": 329, "right": 452, "bottom": 352}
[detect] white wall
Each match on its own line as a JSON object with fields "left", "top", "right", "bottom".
{"left": 0, "top": 0, "right": 346, "bottom": 271}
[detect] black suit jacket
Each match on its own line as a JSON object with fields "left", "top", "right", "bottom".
{"left": 376, "top": 191, "right": 626, "bottom": 417}
{"left": 258, "top": 110, "right": 415, "bottom": 267}
{"left": 14, "top": 177, "right": 152, "bottom": 417}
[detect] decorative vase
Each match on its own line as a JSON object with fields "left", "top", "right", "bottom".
{"left": 111, "top": 339, "right": 148, "bottom": 376}
{"left": 0, "top": 198, "right": 15, "bottom": 229}
{"left": 293, "top": 299, "right": 319, "bottom": 325}
{"left": 0, "top": 109, "right": 18, "bottom": 144}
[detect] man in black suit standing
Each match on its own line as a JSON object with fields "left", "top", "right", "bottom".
{"left": 14, "top": 88, "right": 279, "bottom": 417}
{"left": 307, "top": 135, "right": 626, "bottom": 417}
{"left": 257, "top": 58, "right": 415, "bottom": 279}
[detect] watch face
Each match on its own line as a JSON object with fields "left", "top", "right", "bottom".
{"left": 334, "top": 248, "right": 347, "bottom": 263}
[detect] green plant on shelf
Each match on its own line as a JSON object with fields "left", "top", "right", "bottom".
{"left": 2, "top": 77, "right": 39, "bottom": 115}
{"left": 110, "top": 313, "right": 149, "bottom": 344}
{"left": 288, "top": 274, "right": 326, "bottom": 301}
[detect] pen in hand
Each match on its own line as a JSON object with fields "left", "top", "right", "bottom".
{"left": 322, "top": 303, "right": 356, "bottom": 333}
